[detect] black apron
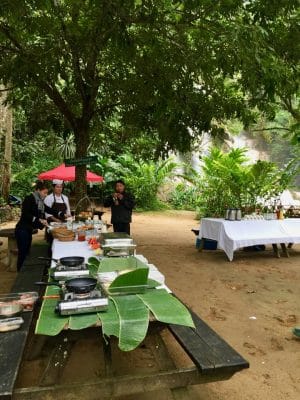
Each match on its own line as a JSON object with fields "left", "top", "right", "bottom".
{"left": 45, "top": 194, "right": 68, "bottom": 243}
{"left": 47, "top": 193, "right": 67, "bottom": 222}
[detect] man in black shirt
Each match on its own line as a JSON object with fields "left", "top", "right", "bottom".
{"left": 104, "top": 180, "right": 135, "bottom": 235}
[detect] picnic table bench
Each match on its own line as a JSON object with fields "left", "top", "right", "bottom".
{"left": 0, "top": 228, "right": 18, "bottom": 271}
{"left": 0, "top": 244, "right": 249, "bottom": 399}
{"left": 0, "top": 244, "right": 47, "bottom": 400}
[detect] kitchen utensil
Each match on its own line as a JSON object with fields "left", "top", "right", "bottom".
{"left": 38, "top": 256, "right": 85, "bottom": 267}
{"left": 35, "top": 277, "right": 98, "bottom": 294}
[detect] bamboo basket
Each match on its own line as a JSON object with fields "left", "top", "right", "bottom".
{"left": 52, "top": 228, "right": 75, "bottom": 241}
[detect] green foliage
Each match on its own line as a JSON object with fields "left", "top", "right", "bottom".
{"left": 169, "top": 183, "right": 199, "bottom": 211}
{"left": 10, "top": 131, "right": 61, "bottom": 198}
{"left": 1, "top": 1, "right": 299, "bottom": 201}
{"left": 92, "top": 154, "right": 178, "bottom": 210}
{"left": 183, "top": 147, "right": 297, "bottom": 218}
{"left": 1, "top": 0, "right": 299, "bottom": 159}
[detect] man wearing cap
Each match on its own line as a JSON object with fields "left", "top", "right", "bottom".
{"left": 44, "top": 180, "right": 71, "bottom": 223}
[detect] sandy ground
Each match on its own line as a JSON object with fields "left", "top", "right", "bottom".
{"left": 0, "top": 210, "right": 299, "bottom": 399}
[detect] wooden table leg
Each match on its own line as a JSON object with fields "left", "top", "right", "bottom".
{"left": 101, "top": 335, "right": 113, "bottom": 377}
{"left": 280, "top": 243, "right": 290, "bottom": 258}
{"left": 39, "top": 332, "right": 74, "bottom": 386}
{"left": 272, "top": 244, "right": 280, "bottom": 258}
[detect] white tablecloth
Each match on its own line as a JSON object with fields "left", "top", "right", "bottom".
{"left": 51, "top": 240, "right": 169, "bottom": 290}
{"left": 51, "top": 240, "right": 95, "bottom": 267}
{"left": 199, "top": 218, "right": 300, "bottom": 261}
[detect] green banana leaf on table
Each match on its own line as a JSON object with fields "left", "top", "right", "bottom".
{"left": 35, "top": 262, "right": 194, "bottom": 350}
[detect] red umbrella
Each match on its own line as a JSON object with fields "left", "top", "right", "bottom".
{"left": 38, "top": 163, "right": 104, "bottom": 182}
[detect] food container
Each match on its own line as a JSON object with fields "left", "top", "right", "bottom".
{"left": 101, "top": 244, "right": 136, "bottom": 257}
{"left": 102, "top": 238, "right": 134, "bottom": 246}
{"left": 0, "top": 292, "right": 38, "bottom": 314}
{"left": 101, "top": 233, "right": 136, "bottom": 257}
{"left": 0, "top": 317, "right": 24, "bottom": 332}
{"left": 101, "top": 232, "right": 131, "bottom": 241}
{"left": 0, "top": 302, "right": 23, "bottom": 317}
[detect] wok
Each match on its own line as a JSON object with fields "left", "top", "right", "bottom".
{"left": 38, "top": 256, "right": 85, "bottom": 267}
{"left": 35, "top": 277, "right": 97, "bottom": 294}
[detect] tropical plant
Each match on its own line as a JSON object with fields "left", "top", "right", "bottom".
{"left": 177, "top": 147, "right": 298, "bottom": 218}
{"left": 169, "top": 183, "right": 199, "bottom": 211}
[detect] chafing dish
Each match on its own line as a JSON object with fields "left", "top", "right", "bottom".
{"left": 101, "top": 243, "right": 136, "bottom": 257}
{"left": 100, "top": 233, "right": 136, "bottom": 257}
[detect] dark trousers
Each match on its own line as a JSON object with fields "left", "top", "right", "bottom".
{"left": 113, "top": 223, "right": 130, "bottom": 235}
{"left": 15, "top": 227, "right": 32, "bottom": 271}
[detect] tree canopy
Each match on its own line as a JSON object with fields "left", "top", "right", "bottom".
{"left": 0, "top": 1, "right": 299, "bottom": 196}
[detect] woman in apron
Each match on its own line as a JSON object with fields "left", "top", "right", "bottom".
{"left": 15, "top": 181, "right": 64, "bottom": 271}
{"left": 44, "top": 180, "right": 71, "bottom": 246}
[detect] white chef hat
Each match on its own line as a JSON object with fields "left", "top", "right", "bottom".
{"left": 52, "top": 179, "right": 64, "bottom": 185}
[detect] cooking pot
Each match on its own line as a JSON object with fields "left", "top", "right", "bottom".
{"left": 35, "top": 277, "right": 97, "bottom": 294}
{"left": 38, "top": 256, "right": 85, "bottom": 267}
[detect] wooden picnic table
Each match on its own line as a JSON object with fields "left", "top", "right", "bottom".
{"left": 0, "top": 242, "right": 249, "bottom": 400}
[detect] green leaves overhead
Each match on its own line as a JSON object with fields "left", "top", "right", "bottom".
{"left": 1, "top": 0, "right": 299, "bottom": 160}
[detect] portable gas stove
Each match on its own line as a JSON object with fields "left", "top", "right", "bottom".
{"left": 55, "top": 287, "right": 108, "bottom": 315}
{"left": 51, "top": 263, "right": 90, "bottom": 281}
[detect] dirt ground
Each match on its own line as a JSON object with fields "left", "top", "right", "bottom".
{"left": 1, "top": 210, "right": 299, "bottom": 400}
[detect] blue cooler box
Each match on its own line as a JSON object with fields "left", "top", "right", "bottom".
{"left": 196, "top": 238, "right": 218, "bottom": 250}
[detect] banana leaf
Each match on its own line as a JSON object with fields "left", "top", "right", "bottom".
{"left": 98, "top": 256, "right": 147, "bottom": 272}
{"left": 109, "top": 267, "right": 149, "bottom": 288}
{"left": 88, "top": 256, "right": 101, "bottom": 267}
{"left": 69, "top": 313, "right": 100, "bottom": 330}
{"left": 111, "top": 295, "right": 149, "bottom": 351}
{"left": 138, "top": 289, "right": 195, "bottom": 328}
{"left": 98, "top": 299, "right": 120, "bottom": 338}
{"left": 35, "top": 286, "right": 68, "bottom": 336}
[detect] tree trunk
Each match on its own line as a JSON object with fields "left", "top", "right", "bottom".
{"left": 0, "top": 88, "right": 13, "bottom": 202}
{"left": 74, "top": 126, "right": 89, "bottom": 205}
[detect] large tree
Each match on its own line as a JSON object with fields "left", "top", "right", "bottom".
{"left": 0, "top": 1, "right": 299, "bottom": 198}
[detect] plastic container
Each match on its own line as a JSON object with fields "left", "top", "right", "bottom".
{"left": 195, "top": 238, "right": 218, "bottom": 250}
{"left": 0, "top": 317, "right": 24, "bottom": 332}
{"left": 0, "top": 292, "right": 38, "bottom": 314}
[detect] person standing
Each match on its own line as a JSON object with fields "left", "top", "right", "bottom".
{"left": 15, "top": 181, "right": 65, "bottom": 271}
{"left": 44, "top": 180, "right": 71, "bottom": 223}
{"left": 104, "top": 179, "right": 135, "bottom": 234}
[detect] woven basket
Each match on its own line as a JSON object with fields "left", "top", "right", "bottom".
{"left": 57, "top": 233, "right": 75, "bottom": 242}
{"left": 52, "top": 228, "right": 75, "bottom": 241}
